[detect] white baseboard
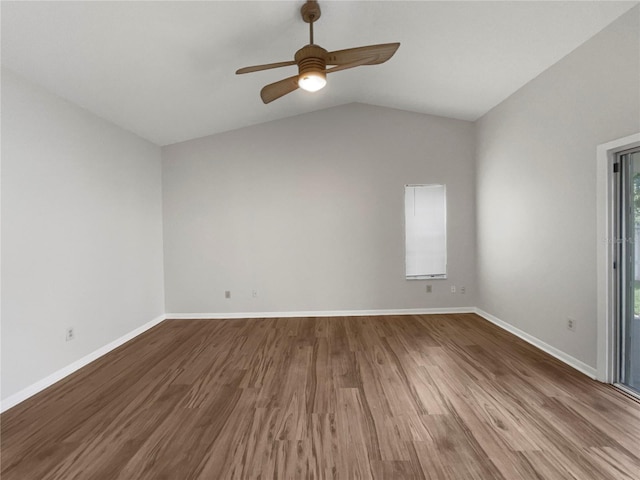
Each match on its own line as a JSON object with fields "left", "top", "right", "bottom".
{"left": 165, "top": 307, "right": 476, "bottom": 320}
{"left": 0, "top": 314, "right": 167, "bottom": 414}
{"left": 474, "top": 308, "right": 597, "bottom": 379}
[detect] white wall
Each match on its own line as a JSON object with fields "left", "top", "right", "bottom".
{"left": 476, "top": 7, "right": 640, "bottom": 369}
{"left": 163, "top": 103, "right": 476, "bottom": 314}
{"left": 1, "top": 69, "right": 165, "bottom": 401}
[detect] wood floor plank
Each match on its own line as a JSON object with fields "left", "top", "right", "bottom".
{"left": 2, "top": 314, "right": 640, "bottom": 479}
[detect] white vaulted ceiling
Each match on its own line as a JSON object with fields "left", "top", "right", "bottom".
{"left": 1, "top": 1, "right": 637, "bottom": 146}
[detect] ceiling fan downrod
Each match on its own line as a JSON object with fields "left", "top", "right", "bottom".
{"left": 301, "top": 0, "right": 321, "bottom": 45}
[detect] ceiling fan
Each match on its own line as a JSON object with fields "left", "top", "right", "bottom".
{"left": 236, "top": 0, "right": 400, "bottom": 104}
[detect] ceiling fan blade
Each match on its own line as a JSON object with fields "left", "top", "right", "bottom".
{"left": 325, "top": 57, "right": 376, "bottom": 74}
{"left": 326, "top": 42, "right": 400, "bottom": 66}
{"left": 236, "top": 60, "right": 296, "bottom": 75}
{"left": 260, "top": 75, "right": 300, "bottom": 104}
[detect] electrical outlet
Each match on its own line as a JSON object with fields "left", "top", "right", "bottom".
{"left": 252, "top": 289, "right": 258, "bottom": 298}
{"left": 66, "top": 327, "right": 75, "bottom": 342}
{"left": 460, "top": 286, "right": 466, "bottom": 294}
{"left": 567, "top": 317, "right": 576, "bottom": 332}
{"left": 225, "top": 290, "right": 231, "bottom": 299}
{"left": 426, "top": 285, "right": 432, "bottom": 293}
{"left": 451, "top": 286, "right": 456, "bottom": 294}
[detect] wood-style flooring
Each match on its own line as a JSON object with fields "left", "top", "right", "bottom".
{"left": 2, "top": 314, "right": 640, "bottom": 479}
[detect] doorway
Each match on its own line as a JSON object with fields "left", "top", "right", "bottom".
{"left": 616, "top": 148, "right": 640, "bottom": 395}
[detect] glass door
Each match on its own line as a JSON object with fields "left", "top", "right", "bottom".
{"left": 619, "top": 149, "right": 640, "bottom": 394}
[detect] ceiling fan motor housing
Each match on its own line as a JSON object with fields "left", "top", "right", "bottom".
{"left": 295, "top": 45, "right": 327, "bottom": 79}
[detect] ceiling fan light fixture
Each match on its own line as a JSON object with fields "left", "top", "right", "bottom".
{"left": 296, "top": 45, "right": 328, "bottom": 93}
{"left": 298, "top": 70, "right": 326, "bottom": 92}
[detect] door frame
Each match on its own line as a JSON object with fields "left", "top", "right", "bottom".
{"left": 597, "top": 133, "right": 640, "bottom": 382}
